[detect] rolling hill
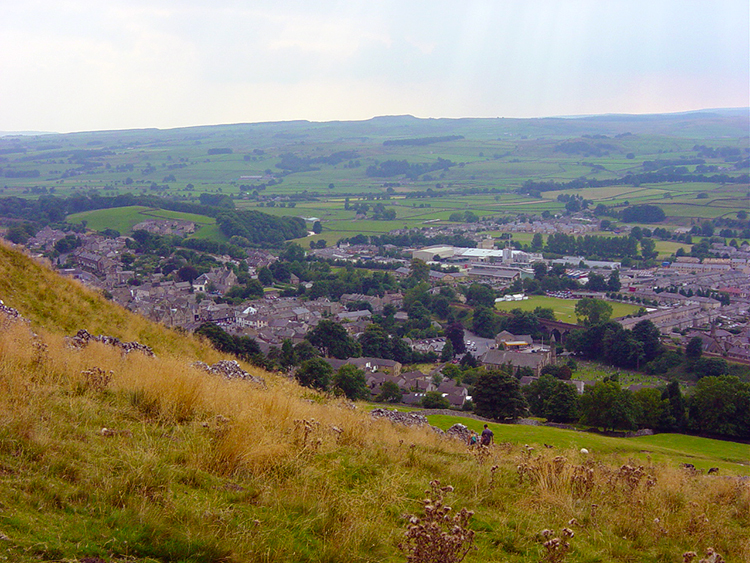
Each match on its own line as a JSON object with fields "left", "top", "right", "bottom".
{"left": 0, "top": 241, "right": 747, "bottom": 562}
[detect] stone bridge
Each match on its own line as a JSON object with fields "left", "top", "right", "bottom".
{"left": 495, "top": 311, "right": 579, "bottom": 344}
{"left": 537, "top": 318, "right": 579, "bottom": 344}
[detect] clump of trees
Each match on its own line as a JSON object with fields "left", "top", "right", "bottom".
{"left": 566, "top": 319, "right": 663, "bottom": 371}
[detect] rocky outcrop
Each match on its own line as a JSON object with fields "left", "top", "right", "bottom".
{"left": 370, "top": 408, "right": 429, "bottom": 427}
{"left": 0, "top": 301, "right": 27, "bottom": 324}
{"left": 445, "top": 423, "right": 473, "bottom": 443}
{"left": 67, "top": 329, "right": 155, "bottom": 357}
{"left": 192, "top": 360, "right": 266, "bottom": 387}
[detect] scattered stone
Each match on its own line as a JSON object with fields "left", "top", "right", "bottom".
{"left": 67, "top": 329, "right": 155, "bottom": 357}
{"left": 192, "top": 360, "right": 266, "bottom": 387}
{"left": 0, "top": 301, "right": 26, "bottom": 323}
{"left": 708, "top": 467, "right": 719, "bottom": 475}
{"left": 370, "top": 408, "right": 428, "bottom": 427}
{"left": 580, "top": 448, "right": 589, "bottom": 455}
{"left": 445, "top": 423, "right": 472, "bottom": 443}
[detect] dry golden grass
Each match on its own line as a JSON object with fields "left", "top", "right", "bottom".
{"left": 0, "top": 244, "right": 748, "bottom": 562}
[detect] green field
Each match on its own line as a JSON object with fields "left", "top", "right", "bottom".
{"left": 494, "top": 295, "right": 641, "bottom": 323}
{"left": 0, "top": 113, "right": 744, "bottom": 250}
{"left": 66, "top": 206, "right": 225, "bottom": 241}
{"left": 426, "top": 414, "right": 750, "bottom": 475}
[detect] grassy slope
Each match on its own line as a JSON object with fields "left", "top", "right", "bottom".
{"left": 0, "top": 243, "right": 748, "bottom": 563}
{"left": 427, "top": 415, "right": 750, "bottom": 475}
{"left": 66, "top": 206, "right": 225, "bottom": 242}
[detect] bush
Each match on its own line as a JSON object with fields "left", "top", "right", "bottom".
{"left": 422, "top": 391, "right": 450, "bottom": 409}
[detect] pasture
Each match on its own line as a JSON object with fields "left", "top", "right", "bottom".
{"left": 426, "top": 414, "right": 750, "bottom": 475}
{"left": 66, "top": 206, "right": 223, "bottom": 240}
{"left": 494, "top": 295, "right": 641, "bottom": 323}
{"left": 1, "top": 113, "right": 744, "bottom": 249}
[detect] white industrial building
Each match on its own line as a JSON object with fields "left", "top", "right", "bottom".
{"left": 412, "top": 245, "right": 542, "bottom": 266}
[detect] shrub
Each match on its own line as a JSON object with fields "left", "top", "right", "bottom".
{"left": 399, "top": 481, "right": 475, "bottom": 563}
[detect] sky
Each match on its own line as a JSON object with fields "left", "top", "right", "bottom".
{"left": 1, "top": 0, "right": 748, "bottom": 133}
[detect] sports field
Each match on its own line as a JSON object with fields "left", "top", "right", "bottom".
{"left": 494, "top": 295, "right": 641, "bottom": 323}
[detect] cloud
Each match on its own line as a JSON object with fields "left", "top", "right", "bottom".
{"left": 0, "top": 0, "right": 747, "bottom": 131}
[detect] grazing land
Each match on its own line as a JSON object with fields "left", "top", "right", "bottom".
{"left": 426, "top": 414, "right": 750, "bottom": 475}
{"left": 0, "top": 110, "right": 743, "bottom": 247}
{"left": 494, "top": 295, "right": 642, "bottom": 323}
{"left": 66, "top": 205, "right": 221, "bottom": 239}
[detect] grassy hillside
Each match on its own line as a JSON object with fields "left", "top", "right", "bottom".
{"left": 66, "top": 206, "right": 226, "bottom": 242}
{"left": 0, "top": 243, "right": 748, "bottom": 562}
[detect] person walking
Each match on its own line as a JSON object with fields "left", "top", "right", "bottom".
{"left": 480, "top": 424, "right": 493, "bottom": 446}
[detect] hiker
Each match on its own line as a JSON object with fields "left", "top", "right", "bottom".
{"left": 480, "top": 424, "right": 493, "bottom": 446}
{"left": 467, "top": 432, "right": 478, "bottom": 447}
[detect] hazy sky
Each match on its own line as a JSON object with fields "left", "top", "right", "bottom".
{"left": 1, "top": 0, "right": 748, "bottom": 133}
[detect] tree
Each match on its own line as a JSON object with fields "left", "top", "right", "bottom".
{"left": 280, "top": 242, "right": 306, "bottom": 262}
{"left": 578, "top": 379, "right": 638, "bottom": 431}
{"left": 440, "top": 339, "right": 454, "bottom": 362}
{"left": 640, "top": 238, "right": 658, "bottom": 260}
{"left": 621, "top": 204, "right": 665, "bottom": 223}
{"left": 465, "top": 284, "right": 495, "bottom": 308}
{"left": 176, "top": 265, "right": 200, "bottom": 283}
{"left": 585, "top": 273, "right": 608, "bottom": 292}
{"left": 429, "top": 294, "right": 452, "bottom": 319}
{"left": 279, "top": 338, "right": 297, "bottom": 370}
{"left": 195, "top": 323, "right": 261, "bottom": 364}
{"left": 607, "top": 270, "right": 621, "bottom": 292}
{"left": 631, "top": 320, "right": 663, "bottom": 363}
{"left": 359, "top": 323, "right": 392, "bottom": 359}
{"left": 472, "top": 369, "right": 528, "bottom": 420}
{"left": 333, "top": 365, "right": 369, "bottom": 400}
{"left": 693, "top": 357, "right": 729, "bottom": 379}
{"left": 632, "top": 388, "right": 667, "bottom": 429}
{"left": 575, "top": 299, "right": 613, "bottom": 326}
{"left": 312, "top": 221, "right": 322, "bottom": 234}
{"left": 531, "top": 233, "right": 544, "bottom": 251}
{"left": 306, "top": 320, "right": 361, "bottom": 359}
{"left": 376, "top": 380, "right": 402, "bottom": 403}
{"left": 258, "top": 266, "right": 274, "bottom": 286}
{"left": 688, "top": 376, "right": 750, "bottom": 438}
{"left": 293, "top": 340, "right": 319, "bottom": 362}
{"left": 295, "top": 358, "right": 333, "bottom": 391}
{"left": 660, "top": 380, "right": 687, "bottom": 431}
{"left": 540, "top": 364, "right": 572, "bottom": 380}
{"left": 532, "top": 262, "right": 548, "bottom": 281}
{"left": 445, "top": 323, "right": 466, "bottom": 355}
{"left": 422, "top": 391, "right": 450, "bottom": 409}
{"left": 471, "top": 306, "right": 497, "bottom": 338}
{"left": 523, "top": 374, "right": 578, "bottom": 422}
{"left": 685, "top": 337, "right": 703, "bottom": 361}
{"left": 409, "top": 258, "right": 430, "bottom": 282}
{"left": 460, "top": 352, "right": 478, "bottom": 369}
